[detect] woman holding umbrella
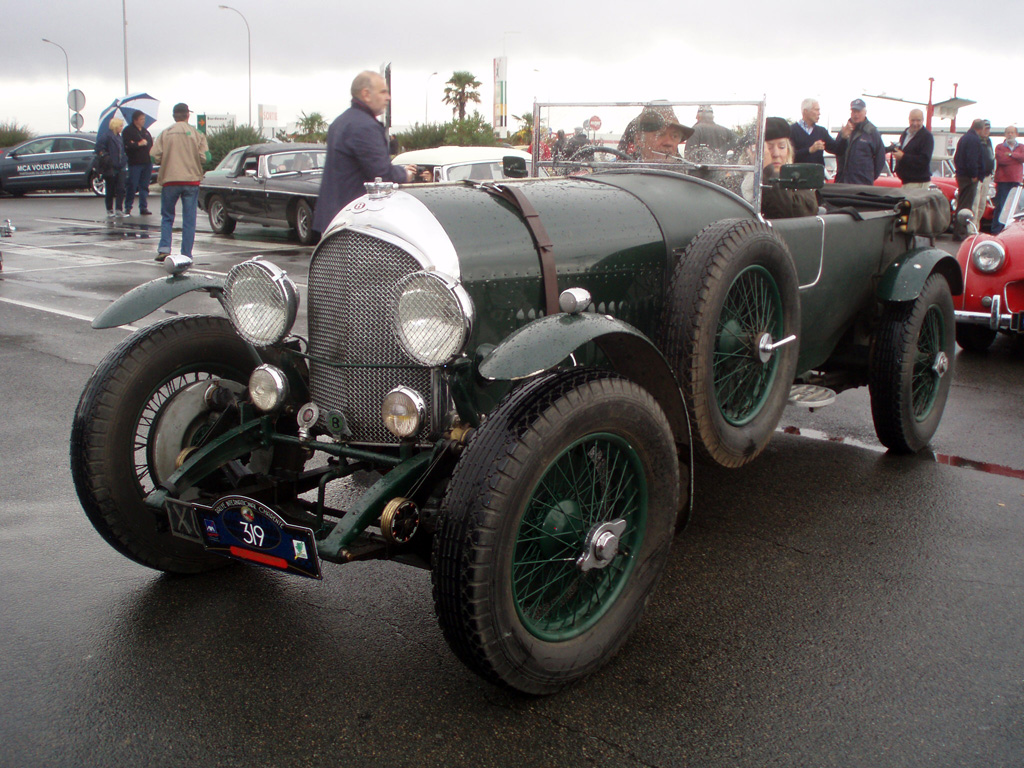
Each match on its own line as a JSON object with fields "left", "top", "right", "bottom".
{"left": 96, "top": 117, "right": 128, "bottom": 218}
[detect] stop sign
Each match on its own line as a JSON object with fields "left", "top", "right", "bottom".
{"left": 588, "top": 115, "right": 602, "bottom": 131}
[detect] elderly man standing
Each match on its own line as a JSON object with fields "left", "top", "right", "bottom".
{"left": 834, "top": 98, "right": 885, "bottom": 185}
{"left": 953, "top": 118, "right": 989, "bottom": 239}
{"left": 992, "top": 125, "right": 1024, "bottom": 233}
{"left": 893, "top": 109, "right": 934, "bottom": 190}
{"left": 313, "top": 71, "right": 416, "bottom": 235}
{"left": 150, "top": 102, "right": 210, "bottom": 264}
{"left": 789, "top": 98, "right": 839, "bottom": 166}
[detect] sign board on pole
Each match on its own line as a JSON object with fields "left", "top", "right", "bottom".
{"left": 67, "top": 89, "right": 86, "bottom": 112}
{"left": 588, "top": 116, "right": 602, "bottom": 132}
{"left": 70, "top": 113, "right": 84, "bottom": 130}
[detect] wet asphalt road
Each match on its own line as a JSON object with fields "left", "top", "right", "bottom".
{"left": 1, "top": 194, "right": 1023, "bottom": 768}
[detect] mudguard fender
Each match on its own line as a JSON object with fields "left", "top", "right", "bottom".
{"left": 92, "top": 273, "right": 226, "bottom": 329}
{"left": 478, "top": 312, "right": 690, "bottom": 448}
{"left": 877, "top": 247, "right": 963, "bottom": 302}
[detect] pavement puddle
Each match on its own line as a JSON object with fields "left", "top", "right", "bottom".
{"left": 778, "top": 424, "right": 1024, "bottom": 482}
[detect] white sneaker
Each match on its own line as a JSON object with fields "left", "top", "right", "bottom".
{"left": 106, "top": 211, "right": 115, "bottom": 219}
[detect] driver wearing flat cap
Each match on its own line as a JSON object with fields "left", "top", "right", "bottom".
{"left": 618, "top": 104, "right": 694, "bottom": 162}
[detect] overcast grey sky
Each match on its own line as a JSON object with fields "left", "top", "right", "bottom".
{"left": 5, "top": 0, "right": 1019, "bottom": 139}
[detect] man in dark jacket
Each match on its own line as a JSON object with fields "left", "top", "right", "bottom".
{"left": 312, "top": 71, "right": 415, "bottom": 235}
{"left": 894, "top": 108, "right": 933, "bottom": 188}
{"left": 790, "top": 98, "right": 840, "bottom": 166}
{"left": 834, "top": 98, "right": 885, "bottom": 185}
{"left": 954, "top": 118, "right": 988, "bottom": 238}
{"left": 122, "top": 110, "right": 154, "bottom": 216}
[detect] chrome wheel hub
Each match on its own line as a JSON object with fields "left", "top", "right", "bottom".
{"left": 576, "top": 518, "right": 627, "bottom": 573}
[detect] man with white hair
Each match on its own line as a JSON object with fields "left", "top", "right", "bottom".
{"left": 893, "top": 108, "right": 933, "bottom": 190}
{"left": 789, "top": 98, "right": 839, "bottom": 166}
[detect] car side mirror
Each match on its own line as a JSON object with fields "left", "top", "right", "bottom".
{"left": 777, "top": 163, "right": 825, "bottom": 190}
{"left": 503, "top": 156, "right": 529, "bottom": 179}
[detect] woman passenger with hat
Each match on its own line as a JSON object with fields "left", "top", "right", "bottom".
{"left": 760, "top": 116, "right": 819, "bottom": 219}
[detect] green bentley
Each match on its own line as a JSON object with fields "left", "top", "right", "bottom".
{"left": 71, "top": 101, "right": 961, "bottom": 694}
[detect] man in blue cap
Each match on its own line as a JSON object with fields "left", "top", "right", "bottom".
{"left": 834, "top": 98, "right": 885, "bottom": 185}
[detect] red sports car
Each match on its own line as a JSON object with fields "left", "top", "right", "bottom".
{"left": 953, "top": 185, "right": 1024, "bottom": 350}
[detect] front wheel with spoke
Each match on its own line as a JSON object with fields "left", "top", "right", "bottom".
{"left": 432, "top": 369, "right": 678, "bottom": 694}
{"left": 870, "top": 273, "right": 955, "bottom": 452}
{"left": 71, "top": 315, "right": 273, "bottom": 573}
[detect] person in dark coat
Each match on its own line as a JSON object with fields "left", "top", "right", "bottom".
{"left": 122, "top": 110, "right": 154, "bottom": 215}
{"left": 790, "top": 98, "right": 840, "bottom": 166}
{"left": 761, "top": 117, "right": 819, "bottom": 219}
{"left": 96, "top": 117, "right": 128, "bottom": 218}
{"left": 894, "top": 109, "right": 934, "bottom": 189}
{"left": 312, "top": 71, "right": 416, "bottom": 234}
{"left": 954, "top": 118, "right": 988, "bottom": 238}
{"left": 833, "top": 98, "right": 885, "bottom": 185}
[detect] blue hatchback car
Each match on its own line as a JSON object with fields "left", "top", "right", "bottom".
{"left": 0, "top": 133, "right": 104, "bottom": 196}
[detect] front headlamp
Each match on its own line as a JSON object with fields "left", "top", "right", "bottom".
{"left": 224, "top": 259, "right": 299, "bottom": 346}
{"left": 971, "top": 240, "right": 1006, "bottom": 273}
{"left": 393, "top": 271, "right": 473, "bottom": 366}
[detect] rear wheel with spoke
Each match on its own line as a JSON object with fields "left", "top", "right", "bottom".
{"left": 870, "top": 273, "right": 955, "bottom": 452}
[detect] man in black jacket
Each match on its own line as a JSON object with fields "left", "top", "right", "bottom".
{"left": 894, "top": 109, "right": 933, "bottom": 189}
{"left": 122, "top": 110, "right": 153, "bottom": 216}
{"left": 790, "top": 98, "right": 840, "bottom": 166}
{"left": 834, "top": 98, "right": 885, "bottom": 185}
{"left": 954, "top": 118, "right": 988, "bottom": 238}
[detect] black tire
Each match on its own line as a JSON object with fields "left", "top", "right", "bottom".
{"left": 90, "top": 172, "right": 105, "bottom": 197}
{"left": 70, "top": 315, "right": 270, "bottom": 574}
{"left": 432, "top": 369, "right": 678, "bottom": 694}
{"left": 207, "top": 194, "right": 237, "bottom": 234}
{"left": 869, "top": 273, "right": 955, "bottom": 453}
{"left": 293, "top": 199, "right": 318, "bottom": 245}
{"left": 660, "top": 219, "right": 800, "bottom": 468}
{"left": 955, "top": 323, "right": 996, "bottom": 353}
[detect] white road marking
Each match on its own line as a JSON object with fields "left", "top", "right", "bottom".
{"left": 0, "top": 296, "right": 138, "bottom": 332}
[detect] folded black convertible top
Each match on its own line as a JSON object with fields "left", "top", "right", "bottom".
{"left": 820, "top": 184, "right": 950, "bottom": 236}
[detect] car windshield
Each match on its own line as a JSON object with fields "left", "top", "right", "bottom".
{"left": 533, "top": 100, "right": 765, "bottom": 207}
{"left": 215, "top": 147, "right": 246, "bottom": 174}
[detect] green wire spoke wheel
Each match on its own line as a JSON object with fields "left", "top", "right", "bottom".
{"left": 870, "top": 272, "right": 955, "bottom": 452}
{"left": 432, "top": 369, "right": 678, "bottom": 694}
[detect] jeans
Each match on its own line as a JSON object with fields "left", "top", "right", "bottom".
{"left": 159, "top": 184, "right": 199, "bottom": 257}
{"left": 991, "top": 181, "right": 1019, "bottom": 234}
{"left": 126, "top": 162, "right": 152, "bottom": 213}
{"left": 103, "top": 167, "right": 126, "bottom": 212}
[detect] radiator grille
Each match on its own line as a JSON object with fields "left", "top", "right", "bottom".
{"left": 307, "top": 230, "right": 433, "bottom": 443}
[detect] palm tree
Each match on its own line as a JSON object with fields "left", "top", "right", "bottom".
{"left": 295, "top": 111, "right": 328, "bottom": 142}
{"left": 511, "top": 113, "right": 534, "bottom": 146}
{"left": 443, "top": 71, "right": 482, "bottom": 121}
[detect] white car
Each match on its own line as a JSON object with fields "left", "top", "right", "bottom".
{"left": 392, "top": 145, "right": 532, "bottom": 182}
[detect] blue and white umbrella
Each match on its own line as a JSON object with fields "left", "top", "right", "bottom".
{"left": 96, "top": 92, "right": 160, "bottom": 142}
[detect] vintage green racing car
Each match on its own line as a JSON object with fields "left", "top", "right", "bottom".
{"left": 71, "top": 100, "right": 961, "bottom": 694}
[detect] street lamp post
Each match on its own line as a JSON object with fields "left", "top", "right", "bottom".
{"left": 425, "top": 71, "right": 438, "bottom": 124}
{"left": 41, "top": 38, "right": 70, "bottom": 132}
{"left": 219, "top": 5, "right": 252, "bottom": 127}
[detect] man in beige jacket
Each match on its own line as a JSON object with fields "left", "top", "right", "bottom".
{"left": 150, "top": 102, "right": 210, "bottom": 265}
